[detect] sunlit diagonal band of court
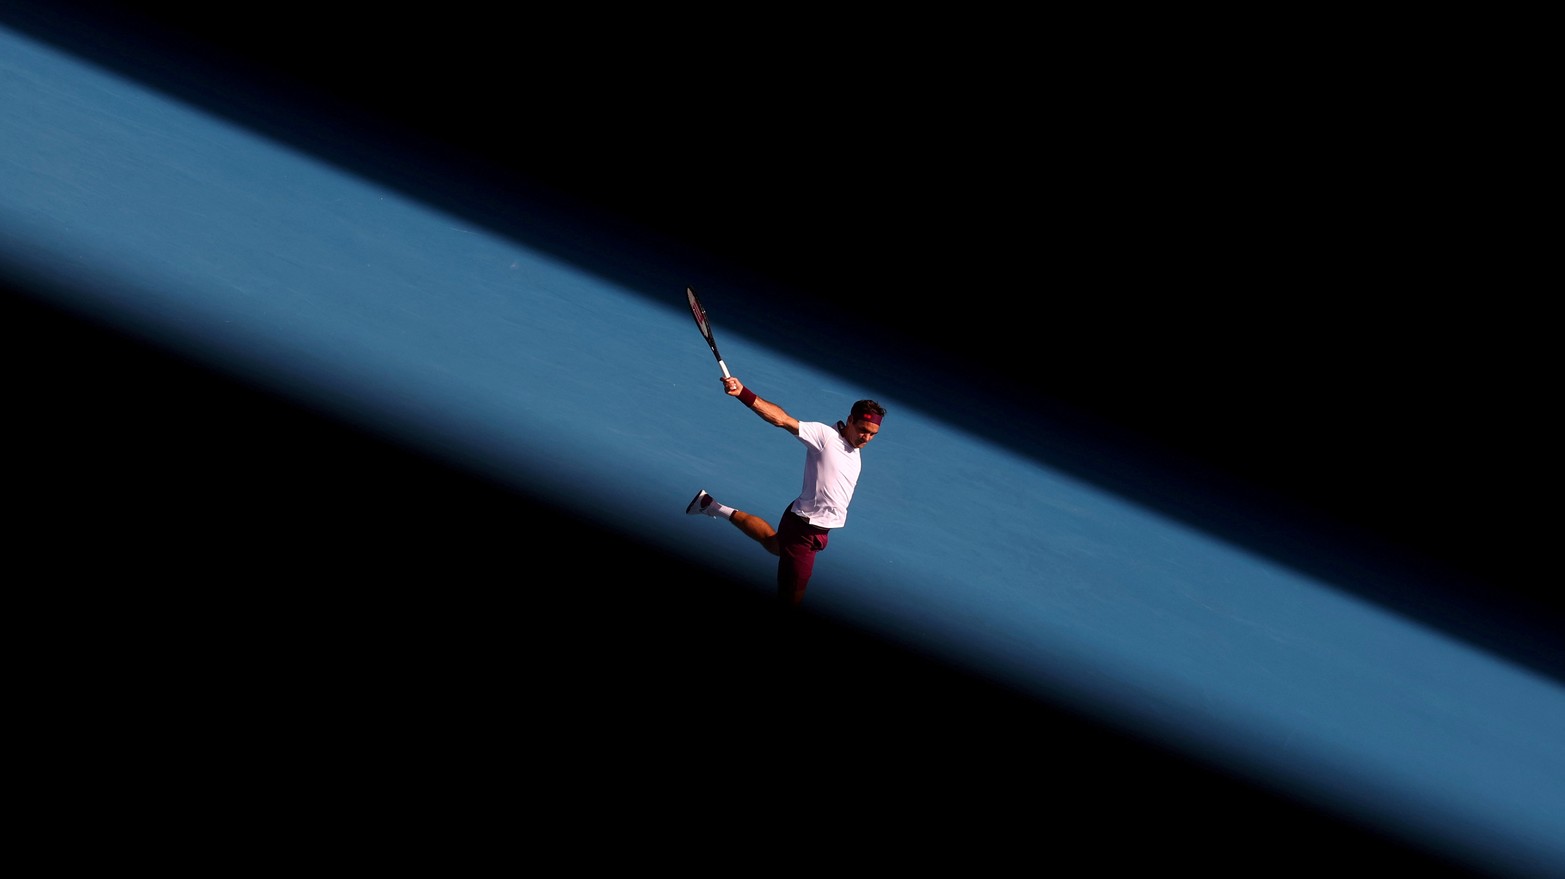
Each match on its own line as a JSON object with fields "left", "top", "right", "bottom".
{"left": 3, "top": 25, "right": 1562, "bottom": 878}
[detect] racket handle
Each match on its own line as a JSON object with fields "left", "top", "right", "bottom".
{"left": 719, "top": 361, "right": 731, "bottom": 379}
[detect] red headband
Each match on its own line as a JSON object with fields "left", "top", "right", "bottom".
{"left": 857, "top": 411, "right": 882, "bottom": 425}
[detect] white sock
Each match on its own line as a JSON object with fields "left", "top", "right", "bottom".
{"left": 707, "top": 501, "right": 735, "bottom": 520}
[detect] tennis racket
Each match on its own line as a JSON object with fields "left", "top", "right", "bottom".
{"left": 686, "top": 286, "right": 731, "bottom": 379}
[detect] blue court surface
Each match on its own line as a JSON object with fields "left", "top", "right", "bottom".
{"left": 4, "top": 12, "right": 1560, "bottom": 876}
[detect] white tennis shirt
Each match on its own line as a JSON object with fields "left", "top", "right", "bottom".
{"left": 787, "top": 420, "right": 862, "bottom": 529}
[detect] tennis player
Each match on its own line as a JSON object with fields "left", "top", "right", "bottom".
{"left": 687, "top": 374, "right": 885, "bottom": 606}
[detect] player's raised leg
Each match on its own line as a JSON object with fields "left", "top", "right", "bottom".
{"left": 686, "top": 490, "right": 780, "bottom": 556}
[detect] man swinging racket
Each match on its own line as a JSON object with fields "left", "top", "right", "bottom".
{"left": 683, "top": 288, "right": 886, "bottom": 607}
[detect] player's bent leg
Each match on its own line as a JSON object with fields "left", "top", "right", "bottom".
{"left": 728, "top": 510, "right": 779, "bottom": 554}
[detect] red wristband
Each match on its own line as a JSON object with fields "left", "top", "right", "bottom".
{"left": 738, "top": 387, "right": 757, "bottom": 407}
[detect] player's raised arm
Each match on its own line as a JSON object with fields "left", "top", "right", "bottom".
{"left": 723, "top": 376, "right": 798, "bottom": 435}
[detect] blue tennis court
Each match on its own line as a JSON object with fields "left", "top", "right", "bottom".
{"left": 4, "top": 13, "right": 1560, "bottom": 876}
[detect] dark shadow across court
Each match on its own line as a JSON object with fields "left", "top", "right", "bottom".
{"left": 2, "top": 4, "right": 1539, "bottom": 873}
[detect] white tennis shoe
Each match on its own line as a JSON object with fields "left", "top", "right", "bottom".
{"left": 686, "top": 490, "right": 715, "bottom": 515}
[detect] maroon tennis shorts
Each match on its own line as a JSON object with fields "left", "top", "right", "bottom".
{"left": 776, "top": 505, "right": 830, "bottom": 603}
